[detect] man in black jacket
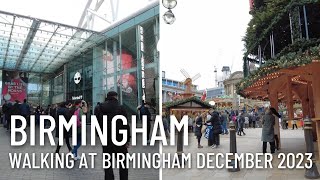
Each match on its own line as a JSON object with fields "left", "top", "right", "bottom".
{"left": 97, "top": 91, "right": 131, "bottom": 180}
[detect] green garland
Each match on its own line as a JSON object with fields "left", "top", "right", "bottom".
{"left": 236, "top": 42, "right": 320, "bottom": 96}
{"left": 244, "top": 0, "right": 319, "bottom": 56}
{"left": 163, "top": 96, "right": 213, "bottom": 109}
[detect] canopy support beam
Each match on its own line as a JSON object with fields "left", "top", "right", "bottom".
{"left": 15, "top": 20, "right": 41, "bottom": 69}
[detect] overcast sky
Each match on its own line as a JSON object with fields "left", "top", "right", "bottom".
{"left": 159, "top": 1, "right": 251, "bottom": 90}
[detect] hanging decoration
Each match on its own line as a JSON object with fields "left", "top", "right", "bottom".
{"left": 162, "top": 0, "right": 177, "bottom": 25}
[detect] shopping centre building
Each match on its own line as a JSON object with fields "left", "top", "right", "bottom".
{"left": 0, "top": 1, "right": 159, "bottom": 116}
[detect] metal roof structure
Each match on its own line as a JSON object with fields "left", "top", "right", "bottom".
{"left": 0, "top": 10, "right": 106, "bottom": 73}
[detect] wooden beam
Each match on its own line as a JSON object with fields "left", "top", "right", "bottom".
{"left": 280, "top": 69, "right": 308, "bottom": 76}
{"left": 286, "top": 76, "right": 294, "bottom": 122}
{"left": 310, "top": 63, "right": 320, "bottom": 159}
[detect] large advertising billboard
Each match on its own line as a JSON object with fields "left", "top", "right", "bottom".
{"left": 2, "top": 70, "right": 28, "bottom": 103}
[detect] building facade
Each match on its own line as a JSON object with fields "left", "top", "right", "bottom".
{"left": 162, "top": 77, "right": 202, "bottom": 103}
{"left": 0, "top": 2, "right": 160, "bottom": 117}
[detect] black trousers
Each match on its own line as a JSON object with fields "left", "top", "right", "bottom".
{"left": 6, "top": 115, "right": 11, "bottom": 130}
{"left": 103, "top": 145, "right": 128, "bottom": 180}
{"left": 263, "top": 141, "right": 275, "bottom": 153}
{"left": 292, "top": 124, "right": 298, "bottom": 129}
{"left": 147, "top": 121, "right": 151, "bottom": 141}
{"left": 212, "top": 133, "right": 220, "bottom": 146}
{"left": 252, "top": 121, "right": 256, "bottom": 128}
{"left": 55, "top": 136, "right": 72, "bottom": 153}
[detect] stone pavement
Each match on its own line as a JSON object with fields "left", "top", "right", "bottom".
{"left": 0, "top": 123, "right": 159, "bottom": 180}
{"left": 162, "top": 128, "right": 319, "bottom": 180}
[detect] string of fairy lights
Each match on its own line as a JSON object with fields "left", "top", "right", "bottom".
{"left": 236, "top": 44, "right": 320, "bottom": 96}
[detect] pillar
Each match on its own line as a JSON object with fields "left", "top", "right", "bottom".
{"left": 308, "top": 82, "right": 317, "bottom": 141}
{"left": 311, "top": 63, "right": 320, "bottom": 159}
{"left": 286, "top": 76, "right": 294, "bottom": 128}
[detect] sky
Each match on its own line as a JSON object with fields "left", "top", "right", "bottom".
{"left": 159, "top": 0, "right": 252, "bottom": 90}
{"left": 0, "top": 0, "right": 155, "bottom": 31}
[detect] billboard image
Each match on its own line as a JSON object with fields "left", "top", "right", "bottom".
{"left": 2, "top": 70, "right": 28, "bottom": 103}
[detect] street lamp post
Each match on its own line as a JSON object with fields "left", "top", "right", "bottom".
{"left": 304, "top": 116, "right": 320, "bottom": 179}
{"left": 162, "top": 0, "right": 177, "bottom": 24}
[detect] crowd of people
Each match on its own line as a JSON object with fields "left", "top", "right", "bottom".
{"left": 0, "top": 91, "right": 131, "bottom": 180}
{"left": 172, "top": 106, "right": 296, "bottom": 154}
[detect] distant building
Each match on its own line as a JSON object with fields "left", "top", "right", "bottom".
{"left": 162, "top": 77, "right": 202, "bottom": 103}
{"left": 217, "top": 66, "right": 231, "bottom": 88}
{"left": 206, "top": 87, "right": 225, "bottom": 99}
{"left": 224, "top": 71, "right": 244, "bottom": 97}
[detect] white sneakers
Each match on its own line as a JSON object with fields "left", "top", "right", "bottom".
{"left": 211, "top": 144, "right": 217, "bottom": 149}
{"left": 71, "top": 153, "right": 80, "bottom": 160}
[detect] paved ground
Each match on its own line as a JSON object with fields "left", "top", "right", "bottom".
{"left": 1, "top": 123, "right": 319, "bottom": 180}
{"left": 0, "top": 123, "right": 159, "bottom": 180}
{"left": 162, "top": 127, "right": 320, "bottom": 180}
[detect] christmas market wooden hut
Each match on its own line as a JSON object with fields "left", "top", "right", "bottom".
{"left": 238, "top": 0, "right": 320, "bottom": 157}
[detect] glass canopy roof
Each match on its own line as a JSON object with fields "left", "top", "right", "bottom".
{"left": 0, "top": 10, "right": 106, "bottom": 73}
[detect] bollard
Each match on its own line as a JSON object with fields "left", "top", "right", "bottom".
{"left": 177, "top": 126, "right": 184, "bottom": 165}
{"left": 228, "top": 121, "right": 240, "bottom": 172}
{"left": 304, "top": 116, "right": 320, "bottom": 179}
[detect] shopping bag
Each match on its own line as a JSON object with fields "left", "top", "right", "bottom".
{"left": 204, "top": 125, "right": 213, "bottom": 139}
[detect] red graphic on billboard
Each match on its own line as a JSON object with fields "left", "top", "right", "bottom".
{"left": 2, "top": 70, "right": 28, "bottom": 103}
{"left": 118, "top": 50, "right": 136, "bottom": 94}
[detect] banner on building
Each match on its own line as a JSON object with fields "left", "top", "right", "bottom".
{"left": 2, "top": 70, "right": 28, "bottom": 103}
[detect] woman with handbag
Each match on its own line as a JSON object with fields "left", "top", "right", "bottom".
{"left": 208, "top": 111, "right": 223, "bottom": 149}
{"left": 71, "top": 100, "right": 83, "bottom": 160}
{"left": 194, "top": 113, "right": 206, "bottom": 148}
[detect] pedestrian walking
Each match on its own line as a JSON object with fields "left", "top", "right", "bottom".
{"left": 97, "top": 91, "right": 130, "bottom": 180}
{"left": 139, "top": 100, "right": 152, "bottom": 144}
{"left": 2, "top": 100, "right": 12, "bottom": 130}
{"left": 55, "top": 102, "right": 73, "bottom": 154}
{"left": 209, "top": 111, "right": 222, "bottom": 149}
{"left": 220, "top": 111, "right": 228, "bottom": 135}
{"left": 194, "top": 113, "right": 205, "bottom": 148}
{"left": 71, "top": 100, "right": 83, "bottom": 160}
{"left": 11, "top": 100, "right": 22, "bottom": 128}
{"left": 292, "top": 119, "right": 298, "bottom": 130}
{"left": 237, "top": 112, "right": 246, "bottom": 136}
{"left": 20, "top": 99, "right": 31, "bottom": 126}
{"left": 261, "top": 107, "right": 276, "bottom": 153}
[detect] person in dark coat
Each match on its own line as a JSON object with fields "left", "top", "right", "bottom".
{"left": 11, "top": 100, "right": 22, "bottom": 128}
{"left": 55, "top": 102, "right": 72, "bottom": 153}
{"left": 2, "top": 100, "right": 12, "bottom": 130}
{"left": 208, "top": 111, "right": 222, "bottom": 149}
{"left": 270, "top": 107, "right": 281, "bottom": 150}
{"left": 20, "top": 99, "right": 31, "bottom": 126}
{"left": 97, "top": 91, "right": 131, "bottom": 180}
{"left": 139, "top": 100, "right": 152, "bottom": 143}
{"left": 94, "top": 102, "right": 101, "bottom": 116}
{"left": 194, "top": 113, "right": 204, "bottom": 148}
{"left": 237, "top": 112, "right": 246, "bottom": 136}
{"left": 261, "top": 107, "right": 276, "bottom": 153}
{"left": 35, "top": 106, "right": 41, "bottom": 125}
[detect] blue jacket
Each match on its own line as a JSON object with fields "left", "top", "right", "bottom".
{"left": 20, "top": 103, "right": 30, "bottom": 116}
